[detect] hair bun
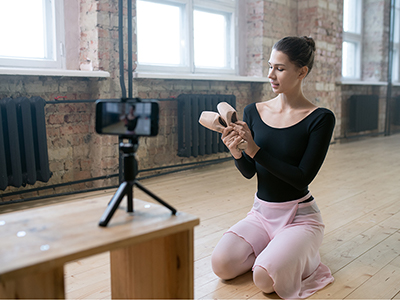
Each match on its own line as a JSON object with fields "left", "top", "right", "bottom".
{"left": 272, "top": 36, "right": 316, "bottom": 76}
{"left": 303, "top": 36, "right": 316, "bottom": 52}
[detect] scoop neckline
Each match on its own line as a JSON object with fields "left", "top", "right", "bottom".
{"left": 253, "top": 103, "right": 321, "bottom": 130}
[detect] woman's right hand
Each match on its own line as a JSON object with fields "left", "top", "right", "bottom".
{"left": 221, "top": 126, "right": 243, "bottom": 159}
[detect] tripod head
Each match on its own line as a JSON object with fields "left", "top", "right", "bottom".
{"left": 119, "top": 139, "right": 139, "bottom": 183}
{"left": 119, "top": 138, "right": 138, "bottom": 153}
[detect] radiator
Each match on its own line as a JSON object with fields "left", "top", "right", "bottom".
{"left": 0, "top": 97, "right": 52, "bottom": 190}
{"left": 348, "top": 95, "right": 379, "bottom": 132}
{"left": 177, "top": 94, "right": 236, "bottom": 157}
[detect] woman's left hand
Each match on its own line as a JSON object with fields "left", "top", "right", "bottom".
{"left": 233, "top": 121, "right": 260, "bottom": 158}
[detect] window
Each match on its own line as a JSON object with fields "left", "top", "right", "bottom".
{"left": 0, "top": 0, "right": 65, "bottom": 69}
{"left": 136, "top": 0, "right": 237, "bottom": 75}
{"left": 342, "top": 0, "right": 362, "bottom": 79}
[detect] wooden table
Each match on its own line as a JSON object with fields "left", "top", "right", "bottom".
{"left": 0, "top": 196, "right": 199, "bottom": 299}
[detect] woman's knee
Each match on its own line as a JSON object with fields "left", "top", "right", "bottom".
{"left": 211, "top": 247, "right": 246, "bottom": 280}
{"left": 211, "top": 250, "right": 235, "bottom": 280}
{"left": 253, "top": 266, "right": 275, "bottom": 294}
{"left": 211, "top": 233, "right": 255, "bottom": 280}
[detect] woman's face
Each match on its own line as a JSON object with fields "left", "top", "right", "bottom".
{"left": 268, "top": 49, "right": 304, "bottom": 94}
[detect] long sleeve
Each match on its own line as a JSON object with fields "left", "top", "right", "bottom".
{"left": 235, "top": 153, "right": 256, "bottom": 179}
{"left": 234, "top": 106, "right": 257, "bottom": 179}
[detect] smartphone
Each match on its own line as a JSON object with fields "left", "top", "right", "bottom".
{"left": 95, "top": 99, "right": 159, "bottom": 137}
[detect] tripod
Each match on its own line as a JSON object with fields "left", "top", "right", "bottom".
{"left": 99, "top": 139, "right": 177, "bottom": 227}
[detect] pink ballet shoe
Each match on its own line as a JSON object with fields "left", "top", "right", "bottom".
{"left": 198, "top": 111, "right": 226, "bottom": 133}
{"left": 199, "top": 103, "right": 248, "bottom": 151}
{"left": 217, "top": 102, "right": 238, "bottom": 125}
{"left": 217, "top": 102, "right": 247, "bottom": 150}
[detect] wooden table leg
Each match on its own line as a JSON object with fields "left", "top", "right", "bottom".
{"left": 110, "top": 229, "right": 194, "bottom": 299}
{"left": 0, "top": 267, "right": 65, "bottom": 299}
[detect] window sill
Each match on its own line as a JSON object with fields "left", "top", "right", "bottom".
{"left": 339, "top": 80, "right": 388, "bottom": 86}
{"left": 0, "top": 67, "right": 110, "bottom": 78}
{"left": 133, "top": 72, "right": 269, "bottom": 83}
{"left": 339, "top": 80, "right": 400, "bottom": 87}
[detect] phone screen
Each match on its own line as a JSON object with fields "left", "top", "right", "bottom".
{"left": 95, "top": 99, "right": 158, "bottom": 136}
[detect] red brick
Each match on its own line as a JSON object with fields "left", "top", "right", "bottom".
{"left": 48, "top": 114, "right": 64, "bottom": 125}
{"left": 64, "top": 114, "right": 81, "bottom": 123}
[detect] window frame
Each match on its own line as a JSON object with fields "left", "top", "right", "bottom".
{"left": 342, "top": 0, "right": 363, "bottom": 80}
{"left": 391, "top": 0, "right": 400, "bottom": 82}
{"left": 0, "top": 0, "right": 65, "bottom": 69}
{"left": 135, "top": 0, "right": 238, "bottom": 75}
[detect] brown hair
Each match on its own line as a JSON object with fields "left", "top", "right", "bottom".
{"left": 272, "top": 36, "right": 316, "bottom": 76}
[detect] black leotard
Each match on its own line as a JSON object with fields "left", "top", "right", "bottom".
{"left": 235, "top": 103, "right": 335, "bottom": 202}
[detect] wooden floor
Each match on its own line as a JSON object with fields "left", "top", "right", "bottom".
{"left": 18, "top": 134, "right": 400, "bottom": 299}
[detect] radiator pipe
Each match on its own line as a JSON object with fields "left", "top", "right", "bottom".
{"left": 128, "top": 0, "right": 133, "bottom": 99}
{"left": 0, "top": 186, "right": 121, "bottom": 206}
{"left": 45, "top": 98, "right": 177, "bottom": 104}
{"left": 118, "top": 0, "right": 126, "bottom": 99}
{"left": 385, "top": 0, "right": 396, "bottom": 136}
{"left": 45, "top": 99, "right": 98, "bottom": 104}
{"left": 334, "top": 131, "right": 385, "bottom": 141}
{"left": 0, "top": 174, "right": 119, "bottom": 198}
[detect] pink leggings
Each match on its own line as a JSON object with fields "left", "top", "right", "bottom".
{"left": 211, "top": 193, "right": 334, "bottom": 299}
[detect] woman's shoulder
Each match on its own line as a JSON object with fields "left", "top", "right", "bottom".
{"left": 307, "top": 107, "right": 336, "bottom": 130}
{"left": 243, "top": 102, "right": 258, "bottom": 118}
{"left": 244, "top": 102, "right": 257, "bottom": 112}
{"left": 312, "top": 107, "right": 335, "bottom": 120}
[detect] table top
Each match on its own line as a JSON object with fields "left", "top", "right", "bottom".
{"left": 0, "top": 195, "right": 199, "bottom": 280}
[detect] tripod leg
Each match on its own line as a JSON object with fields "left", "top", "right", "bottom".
{"left": 127, "top": 184, "right": 133, "bottom": 213}
{"left": 99, "top": 182, "right": 131, "bottom": 227}
{"left": 134, "top": 180, "right": 177, "bottom": 215}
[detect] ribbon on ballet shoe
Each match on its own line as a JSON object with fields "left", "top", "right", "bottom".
{"left": 217, "top": 102, "right": 238, "bottom": 126}
{"left": 198, "top": 111, "right": 226, "bottom": 133}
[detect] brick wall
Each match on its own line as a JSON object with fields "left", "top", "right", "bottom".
{"left": 246, "top": 0, "right": 297, "bottom": 78}
{"left": 297, "top": 0, "right": 343, "bottom": 134}
{"left": 363, "top": 0, "right": 388, "bottom": 81}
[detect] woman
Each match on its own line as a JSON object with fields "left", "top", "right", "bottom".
{"left": 125, "top": 105, "right": 138, "bottom": 132}
{"left": 211, "top": 36, "right": 335, "bottom": 299}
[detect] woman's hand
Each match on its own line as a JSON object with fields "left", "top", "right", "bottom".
{"left": 221, "top": 126, "right": 244, "bottom": 159}
{"left": 233, "top": 121, "right": 260, "bottom": 158}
